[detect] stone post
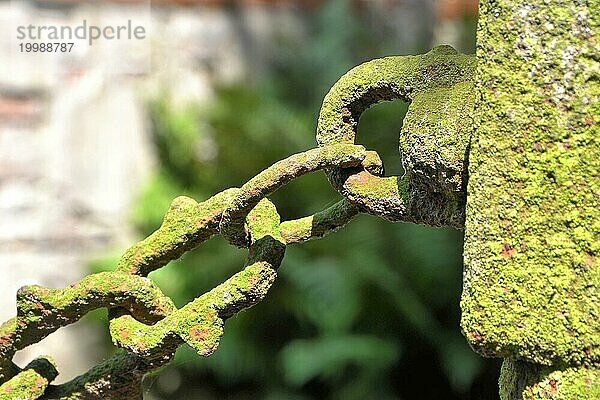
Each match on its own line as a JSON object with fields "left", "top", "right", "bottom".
{"left": 462, "top": 0, "right": 598, "bottom": 398}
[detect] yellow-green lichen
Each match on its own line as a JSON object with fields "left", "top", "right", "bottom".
{"left": 43, "top": 350, "right": 155, "bottom": 400}
{"left": 400, "top": 80, "right": 476, "bottom": 197}
{"left": 219, "top": 144, "right": 365, "bottom": 247}
{"left": 110, "top": 257, "right": 278, "bottom": 359}
{"left": 316, "top": 45, "right": 475, "bottom": 147}
{"left": 316, "top": 45, "right": 476, "bottom": 228}
{"left": 0, "top": 272, "right": 175, "bottom": 386}
{"left": 463, "top": 0, "right": 599, "bottom": 370}
{"left": 499, "top": 359, "right": 600, "bottom": 400}
{"left": 280, "top": 199, "right": 358, "bottom": 244}
{"left": 110, "top": 199, "right": 283, "bottom": 360}
{"left": 0, "top": 357, "right": 57, "bottom": 400}
{"left": 116, "top": 189, "right": 239, "bottom": 276}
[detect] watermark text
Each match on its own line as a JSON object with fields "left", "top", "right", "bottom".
{"left": 16, "top": 20, "right": 146, "bottom": 46}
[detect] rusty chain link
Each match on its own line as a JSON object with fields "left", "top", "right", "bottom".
{"left": 0, "top": 46, "right": 475, "bottom": 400}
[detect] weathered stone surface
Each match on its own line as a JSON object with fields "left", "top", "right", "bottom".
{"left": 462, "top": 0, "right": 599, "bottom": 374}
{"left": 499, "top": 359, "right": 599, "bottom": 400}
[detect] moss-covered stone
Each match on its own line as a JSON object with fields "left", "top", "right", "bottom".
{"left": 463, "top": 0, "right": 598, "bottom": 371}
{"left": 499, "top": 359, "right": 600, "bottom": 399}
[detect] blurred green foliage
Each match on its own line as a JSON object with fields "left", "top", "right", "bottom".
{"left": 92, "top": 1, "right": 501, "bottom": 399}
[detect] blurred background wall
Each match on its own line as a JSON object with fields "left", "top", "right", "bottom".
{"left": 0, "top": 0, "right": 501, "bottom": 399}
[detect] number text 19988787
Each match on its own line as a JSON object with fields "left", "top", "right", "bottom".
{"left": 19, "top": 42, "right": 74, "bottom": 52}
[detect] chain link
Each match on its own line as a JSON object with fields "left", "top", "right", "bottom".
{"left": 0, "top": 46, "right": 475, "bottom": 400}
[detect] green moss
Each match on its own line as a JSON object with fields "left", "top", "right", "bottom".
{"left": 239, "top": 144, "right": 365, "bottom": 204}
{"left": 400, "top": 80, "right": 475, "bottom": 195}
{"left": 280, "top": 200, "right": 358, "bottom": 244}
{"left": 110, "top": 260, "right": 278, "bottom": 358}
{"left": 345, "top": 173, "right": 404, "bottom": 200}
{"left": 316, "top": 45, "right": 475, "bottom": 146}
{"left": 0, "top": 357, "right": 57, "bottom": 400}
{"left": 220, "top": 145, "right": 365, "bottom": 248}
{"left": 0, "top": 320, "right": 19, "bottom": 384}
{"left": 43, "top": 350, "right": 155, "bottom": 400}
{"left": 361, "top": 151, "right": 384, "bottom": 175}
{"left": 116, "top": 189, "right": 239, "bottom": 276}
{"left": 245, "top": 200, "right": 282, "bottom": 243}
{"left": 25, "top": 272, "right": 174, "bottom": 321}
{"left": 280, "top": 216, "right": 313, "bottom": 244}
{"left": 463, "top": 0, "right": 599, "bottom": 370}
{"left": 499, "top": 359, "right": 600, "bottom": 400}
{"left": 110, "top": 199, "right": 284, "bottom": 360}
{"left": 315, "top": 46, "right": 475, "bottom": 228}
{"left": 0, "top": 271, "right": 177, "bottom": 372}
{"left": 0, "top": 369, "right": 47, "bottom": 400}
